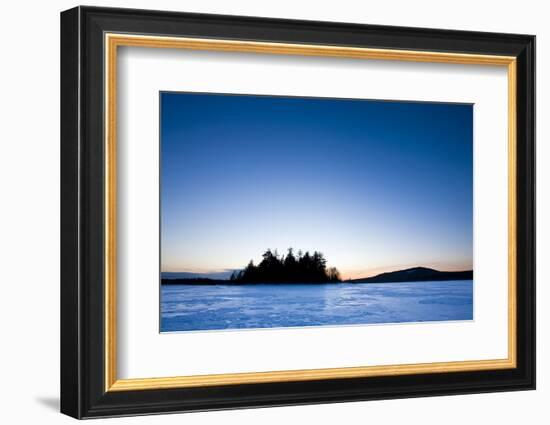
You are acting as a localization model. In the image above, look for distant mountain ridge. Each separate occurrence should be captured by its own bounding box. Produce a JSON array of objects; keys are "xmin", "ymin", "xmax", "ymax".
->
[
  {"xmin": 161, "ymin": 270, "xmax": 237, "ymax": 280},
  {"xmin": 351, "ymin": 267, "xmax": 473, "ymax": 283}
]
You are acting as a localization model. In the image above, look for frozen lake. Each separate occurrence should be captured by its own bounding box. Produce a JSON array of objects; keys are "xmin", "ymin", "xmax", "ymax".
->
[{"xmin": 160, "ymin": 280, "xmax": 473, "ymax": 332}]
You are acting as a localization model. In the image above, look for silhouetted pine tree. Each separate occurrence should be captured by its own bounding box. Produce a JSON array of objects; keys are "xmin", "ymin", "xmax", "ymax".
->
[{"xmin": 233, "ymin": 248, "xmax": 341, "ymax": 283}]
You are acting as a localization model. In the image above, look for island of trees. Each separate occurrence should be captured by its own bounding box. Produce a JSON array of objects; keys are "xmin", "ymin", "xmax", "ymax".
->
[{"xmin": 230, "ymin": 248, "xmax": 341, "ymax": 283}]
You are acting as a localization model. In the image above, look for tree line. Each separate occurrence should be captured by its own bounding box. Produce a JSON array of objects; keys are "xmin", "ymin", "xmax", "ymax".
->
[{"xmin": 230, "ymin": 248, "xmax": 341, "ymax": 283}]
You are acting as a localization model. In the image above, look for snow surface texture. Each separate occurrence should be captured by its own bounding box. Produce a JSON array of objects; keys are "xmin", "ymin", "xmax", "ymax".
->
[{"xmin": 160, "ymin": 280, "xmax": 473, "ymax": 332}]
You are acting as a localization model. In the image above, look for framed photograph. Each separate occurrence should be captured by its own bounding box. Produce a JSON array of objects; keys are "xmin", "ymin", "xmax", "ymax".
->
[{"xmin": 60, "ymin": 6, "xmax": 535, "ymax": 419}]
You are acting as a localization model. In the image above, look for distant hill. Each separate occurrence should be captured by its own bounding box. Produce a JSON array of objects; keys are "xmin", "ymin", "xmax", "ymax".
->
[
  {"xmin": 161, "ymin": 270, "xmax": 237, "ymax": 280},
  {"xmin": 351, "ymin": 267, "xmax": 473, "ymax": 283},
  {"xmin": 162, "ymin": 277, "xmax": 229, "ymax": 285}
]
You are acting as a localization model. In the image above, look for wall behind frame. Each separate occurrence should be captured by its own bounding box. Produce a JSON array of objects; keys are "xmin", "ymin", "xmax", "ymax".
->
[{"xmin": 0, "ymin": 1, "xmax": 543, "ymax": 425}]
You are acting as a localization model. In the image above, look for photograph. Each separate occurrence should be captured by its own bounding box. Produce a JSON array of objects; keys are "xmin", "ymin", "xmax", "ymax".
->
[{"xmin": 160, "ymin": 92, "xmax": 474, "ymax": 332}]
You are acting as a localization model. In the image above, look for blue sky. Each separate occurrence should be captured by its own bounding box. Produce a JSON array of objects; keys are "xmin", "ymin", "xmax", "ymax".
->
[{"xmin": 160, "ymin": 92, "xmax": 473, "ymax": 279}]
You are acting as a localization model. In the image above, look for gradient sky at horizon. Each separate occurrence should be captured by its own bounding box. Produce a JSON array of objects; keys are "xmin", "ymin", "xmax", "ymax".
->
[{"xmin": 160, "ymin": 92, "xmax": 473, "ymax": 280}]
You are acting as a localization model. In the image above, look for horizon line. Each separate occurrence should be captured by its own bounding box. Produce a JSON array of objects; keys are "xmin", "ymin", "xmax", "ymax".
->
[{"xmin": 161, "ymin": 264, "xmax": 474, "ymax": 281}]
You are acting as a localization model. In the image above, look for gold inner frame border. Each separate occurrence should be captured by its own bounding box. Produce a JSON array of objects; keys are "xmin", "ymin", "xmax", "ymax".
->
[{"xmin": 104, "ymin": 33, "xmax": 517, "ymax": 392}]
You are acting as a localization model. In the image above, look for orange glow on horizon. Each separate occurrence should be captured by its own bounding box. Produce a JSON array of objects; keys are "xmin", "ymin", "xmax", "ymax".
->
[{"xmin": 163, "ymin": 260, "xmax": 474, "ymax": 281}]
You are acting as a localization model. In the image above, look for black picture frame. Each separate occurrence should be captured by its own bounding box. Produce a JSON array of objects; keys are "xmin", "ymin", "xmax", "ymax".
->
[{"xmin": 61, "ymin": 5, "xmax": 535, "ymax": 419}]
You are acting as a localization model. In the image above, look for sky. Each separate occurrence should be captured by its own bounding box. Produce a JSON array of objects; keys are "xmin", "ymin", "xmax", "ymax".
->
[{"xmin": 160, "ymin": 92, "xmax": 473, "ymax": 280}]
